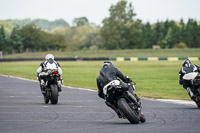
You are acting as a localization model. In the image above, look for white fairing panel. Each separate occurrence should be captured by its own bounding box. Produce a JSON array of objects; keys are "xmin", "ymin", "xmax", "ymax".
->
[
  {"xmin": 46, "ymin": 62, "xmax": 57, "ymax": 70},
  {"xmin": 183, "ymin": 72, "xmax": 198, "ymax": 80},
  {"xmin": 103, "ymin": 80, "xmax": 120, "ymax": 95}
]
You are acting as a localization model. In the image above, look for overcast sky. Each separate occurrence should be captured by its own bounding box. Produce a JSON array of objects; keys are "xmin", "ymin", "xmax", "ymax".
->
[{"xmin": 0, "ymin": 0, "xmax": 199, "ymax": 25}]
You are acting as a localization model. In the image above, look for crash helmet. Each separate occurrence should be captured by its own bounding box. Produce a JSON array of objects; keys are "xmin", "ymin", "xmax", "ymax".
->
[
  {"xmin": 103, "ymin": 61, "xmax": 115, "ymax": 68},
  {"xmin": 45, "ymin": 54, "xmax": 54, "ymax": 60},
  {"xmin": 182, "ymin": 59, "xmax": 192, "ymax": 67}
]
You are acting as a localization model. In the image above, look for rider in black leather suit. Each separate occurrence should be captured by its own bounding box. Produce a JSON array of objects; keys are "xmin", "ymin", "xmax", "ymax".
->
[
  {"xmin": 96, "ymin": 61, "xmax": 139, "ymax": 117},
  {"xmin": 179, "ymin": 59, "xmax": 200, "ymax": 99}
]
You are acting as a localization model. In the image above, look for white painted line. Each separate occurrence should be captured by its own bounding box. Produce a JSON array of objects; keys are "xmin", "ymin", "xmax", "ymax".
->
[
  {"xmin": 0, "ymin": 74, "xmax": 97, "ymax": 92},
  {"xmin": 142, "ymin": 98, "xmax": 196, "ymax": 106},
  {"xmin": 65, "ymin": 86, "xmax": 97, "ymax": 92},
  {"xmin": 0, "ymin": 74, "xmax": 196, "ymax": 106},
  {"xmin": 157, "ymin": 99, "xmax": 196, "ymax": 106},
  {"xmin": 0, "ymin": 74, "xmax": 37, "ymax": 82}
]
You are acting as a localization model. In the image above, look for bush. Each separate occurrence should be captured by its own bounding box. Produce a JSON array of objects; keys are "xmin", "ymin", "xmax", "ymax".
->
[{"xmin": 173, "ymin": 42, "xmax": 188, "ymax": 48}]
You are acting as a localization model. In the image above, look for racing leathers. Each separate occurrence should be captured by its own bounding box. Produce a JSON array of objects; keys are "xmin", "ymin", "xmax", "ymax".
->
[
  {"xmin": 36, "ymin": 58, "xmax": 63, "ymax": 93},
  {"xmin": 96, "ymin": 65, "xmax": 138, "ymax": 118},
  {"xmin": 96, "ymin": 66, "xmax": 135, "ymax": 99},
  {"xmin": 179, "ymin": 64, "xmax": 200, "ymax": 98}
]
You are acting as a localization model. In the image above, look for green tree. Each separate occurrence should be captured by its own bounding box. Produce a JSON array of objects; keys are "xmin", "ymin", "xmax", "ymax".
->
[
  {"xmin": 73, "ymin": 17, "xmax": 89, "ymax": 27},
  {"xmin": 0, "ymin": 26, "xmax": 8, "ymax": 52},
  {"xmin": 8, "ymin": 26, "xmax": 23, "ymax": 53},
  {"xmin": 183, "ymin": 19, "xmax": 200, "ymax": 48},
  {"xmin": 65, "ymin": 25, "xmax": 94, "ymax": 50},
  {"xmin": 81, "ymin": 28, "xmax": 103, "ymax": 50},
  {"xmin": 20, "ymin": 24, "xmax": 44, "ymax": 51},
  {"xmin": 152, "ymin": 22, "xmax": 165, "ymax": 47},
  {"xmin": 0, "ymin": 26, "xmax": 6, "ymax": 51},
  {"xmin": 161, "ymin": 21, "xmax": 181, "ymax": 48},
  {"xmin": 101, "ymin": 0, "xmax": 142, "ymax": 49},
  {"xmin": 141, "ymin": 22, "xmax": 154, "ymax": 48},
  {"xmin": 47, "ymin": 33, "xmax": 67, "ymax": 50}
]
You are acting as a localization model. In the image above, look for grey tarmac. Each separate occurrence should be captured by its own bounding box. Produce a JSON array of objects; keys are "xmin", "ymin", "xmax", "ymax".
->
[{"xmin": 0, "ymin": 75, "xmax": 200, "ymax": 133}]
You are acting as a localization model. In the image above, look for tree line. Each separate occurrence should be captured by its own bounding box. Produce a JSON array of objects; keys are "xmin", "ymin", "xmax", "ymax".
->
[{"xmin": 0, "ymin": 0, "xmax": 200, "ymax": 54}]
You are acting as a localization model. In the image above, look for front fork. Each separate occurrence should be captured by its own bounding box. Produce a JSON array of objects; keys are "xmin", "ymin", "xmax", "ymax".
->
[
  {"xmin": 125, "ymin": 91, "xmax": 142, "ymax": 116},
  {"xmin": 125, "ymin": 91, "xmax": 140, "ymax": 107}
]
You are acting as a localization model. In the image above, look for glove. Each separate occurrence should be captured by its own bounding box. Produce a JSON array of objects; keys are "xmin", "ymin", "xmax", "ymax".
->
[
  {"xmin": 127, "ymin": 78, "xmax": 132, "ymax": 83},
  {"xmin": 125, "ymin": 76, "xmax": 132, "ymax": 83}
]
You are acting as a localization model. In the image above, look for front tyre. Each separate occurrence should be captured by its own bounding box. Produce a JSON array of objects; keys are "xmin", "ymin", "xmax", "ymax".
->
[
  {"xmin": 50, "ymin": 84, "xmax": 58, "ymax": 104},
  {"xmin": 117, "ymin": 98, "xmax": 140, "ymax": 124},
  {"xmin": 195, "ymin": 100, "xmax": 200, "ymax": 108}
]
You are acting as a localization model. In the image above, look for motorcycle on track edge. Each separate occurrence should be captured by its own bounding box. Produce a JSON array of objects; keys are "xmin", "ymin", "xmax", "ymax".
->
[
  {"xmin": 183, "ymin": 72, "xmax": 200, "ymax": 108},
  {"xmin": 39, "ymin": 69, "xmax": 60, "ymax": 105},
  {"xmin": 103, "ymin": 80, "xmax": 146, "ymax": 124}
]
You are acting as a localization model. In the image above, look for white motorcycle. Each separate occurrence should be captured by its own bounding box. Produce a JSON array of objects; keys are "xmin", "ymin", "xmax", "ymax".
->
[{"xmin": 103, "ymin": 80, "xmax": 146, "ymax": 124}]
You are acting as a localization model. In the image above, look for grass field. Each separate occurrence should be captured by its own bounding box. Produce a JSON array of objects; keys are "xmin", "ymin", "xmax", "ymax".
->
[
  {"xmin": 1, "ymin": 61, "xmax": 200, "ymax": 100},
  {"xmin": 3, "ymin": 48, "xmax": 200, "ymax": 58}
]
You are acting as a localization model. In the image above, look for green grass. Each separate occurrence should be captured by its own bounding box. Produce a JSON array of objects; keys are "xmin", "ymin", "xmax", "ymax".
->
[
  {"xmin": 1, "ymin": 61, "xmax": 200, "ymax": 100},
  {"xmin": 3, "ymin": 48, "xmax": 200, "ymax": 58}
]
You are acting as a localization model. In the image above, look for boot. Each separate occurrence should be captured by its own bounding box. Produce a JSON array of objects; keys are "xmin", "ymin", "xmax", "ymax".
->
[
  {"xmin": 57, "ymin": 80, "xmax": 62, "ymax": 92},
  {"xmin": 40, "ymin": 79, "xmax": 45, "ymax": 86},
  {"xmin": 40, "ymin": 79, "xmax": 46, "ymax": 94}
]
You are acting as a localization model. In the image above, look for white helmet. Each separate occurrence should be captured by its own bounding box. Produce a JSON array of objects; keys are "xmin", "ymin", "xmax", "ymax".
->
[{"xmin": 45, "ymin": 54, "xmax": 54, "ymax": 60}]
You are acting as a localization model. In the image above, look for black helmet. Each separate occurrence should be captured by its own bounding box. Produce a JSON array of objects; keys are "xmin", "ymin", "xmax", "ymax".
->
[
  {"xmin": 182, "ymin": 59, "xmax": 192, "ymax": 67},
  {"xmin": 103, "ymin": 61, "xmax": 115, "ymax": 68}
]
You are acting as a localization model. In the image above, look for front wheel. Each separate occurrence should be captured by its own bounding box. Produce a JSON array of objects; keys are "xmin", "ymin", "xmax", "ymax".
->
[
  {"xmin": 117, "ymin": 98, "xmax": 140, "ymax": 124},
  {"xmin": 194, "ymin": 99, "xmax": 200, "ymax": 108},
  {"xmin": 196, "ymin": 89, "xmax": 200, "ymax": 108},
  {"xmin": 50, "ymin": 84, "xmax": 58, "ymax": 104}
]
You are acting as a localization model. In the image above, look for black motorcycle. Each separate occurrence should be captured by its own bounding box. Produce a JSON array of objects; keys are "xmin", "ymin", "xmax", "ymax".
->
[
  {"xmin": 183, "ymin": 72, "xmax": 200, "ymax": 108},
  {"xmin": 103, "ymin": 80, "xmax": 146, "ymax": 124},
  {"xmin": 40, "ymin": 69, "xmax": 60, "ymax": 104}
]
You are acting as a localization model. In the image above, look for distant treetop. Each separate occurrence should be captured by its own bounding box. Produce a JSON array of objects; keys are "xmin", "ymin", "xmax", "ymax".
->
[{"xmin": 0, "ymin": 18, "xmax": 69, "ymax": 30}]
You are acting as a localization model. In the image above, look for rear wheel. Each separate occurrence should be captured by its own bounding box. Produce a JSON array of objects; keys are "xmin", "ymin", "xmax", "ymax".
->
[
  {"xmin": 50, "ymin": 84, "xmax": 58, "ymax": 104},
  {"xmin": 117, "ymin": 98, "xmax": 140, "ymax": 124}
]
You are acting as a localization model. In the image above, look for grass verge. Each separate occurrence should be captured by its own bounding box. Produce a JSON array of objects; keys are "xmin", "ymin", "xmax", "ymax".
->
[
  {"xmin": 3, "ymin": 48, "xmax": 200, "ymax": 58},
  {"xmin": 1, "ymin": 61, "xmax": 200, "ymax": 100}
]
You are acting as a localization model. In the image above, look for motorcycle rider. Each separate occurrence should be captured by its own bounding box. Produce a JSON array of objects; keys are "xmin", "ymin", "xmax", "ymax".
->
[
  {"xmin": 96, "ymin": 61, "xmax": 140, "ymax": 117},
  {"xmin": 179, "ymin": 59, "xmax": 200, "ymax": 99},
  {"xmin": 37, "ymin": 54, "xmax": 63, "ymax": 94}
]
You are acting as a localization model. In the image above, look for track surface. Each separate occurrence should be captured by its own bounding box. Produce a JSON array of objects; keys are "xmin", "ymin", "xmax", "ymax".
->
[{"xmin": 0, "ymin": 75, "xmax": 200, "ymax": 133}]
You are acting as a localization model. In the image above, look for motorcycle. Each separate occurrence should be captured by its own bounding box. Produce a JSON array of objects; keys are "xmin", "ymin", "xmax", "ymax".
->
[
  {"xmin": 103, "ymin": 80, "xmax": 146, "ymax": 124},
  {"xmin": 183, "ymin": 72, "xmax": 200, "ymax": 108},
  {"xmin": 39, "ymin": 69, "xmax": 60, "ymax": 104}
]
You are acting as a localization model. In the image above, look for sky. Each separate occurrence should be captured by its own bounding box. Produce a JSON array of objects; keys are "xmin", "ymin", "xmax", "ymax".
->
[{"xmin": 0, "ymin": 0, "xmax": 200, "ymax": 26}]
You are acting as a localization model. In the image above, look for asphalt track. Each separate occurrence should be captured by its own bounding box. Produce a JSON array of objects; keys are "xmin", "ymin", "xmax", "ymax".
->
[{"xmin": 0, "ymin": 75, "xmax": 200, "ymax": 133}]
